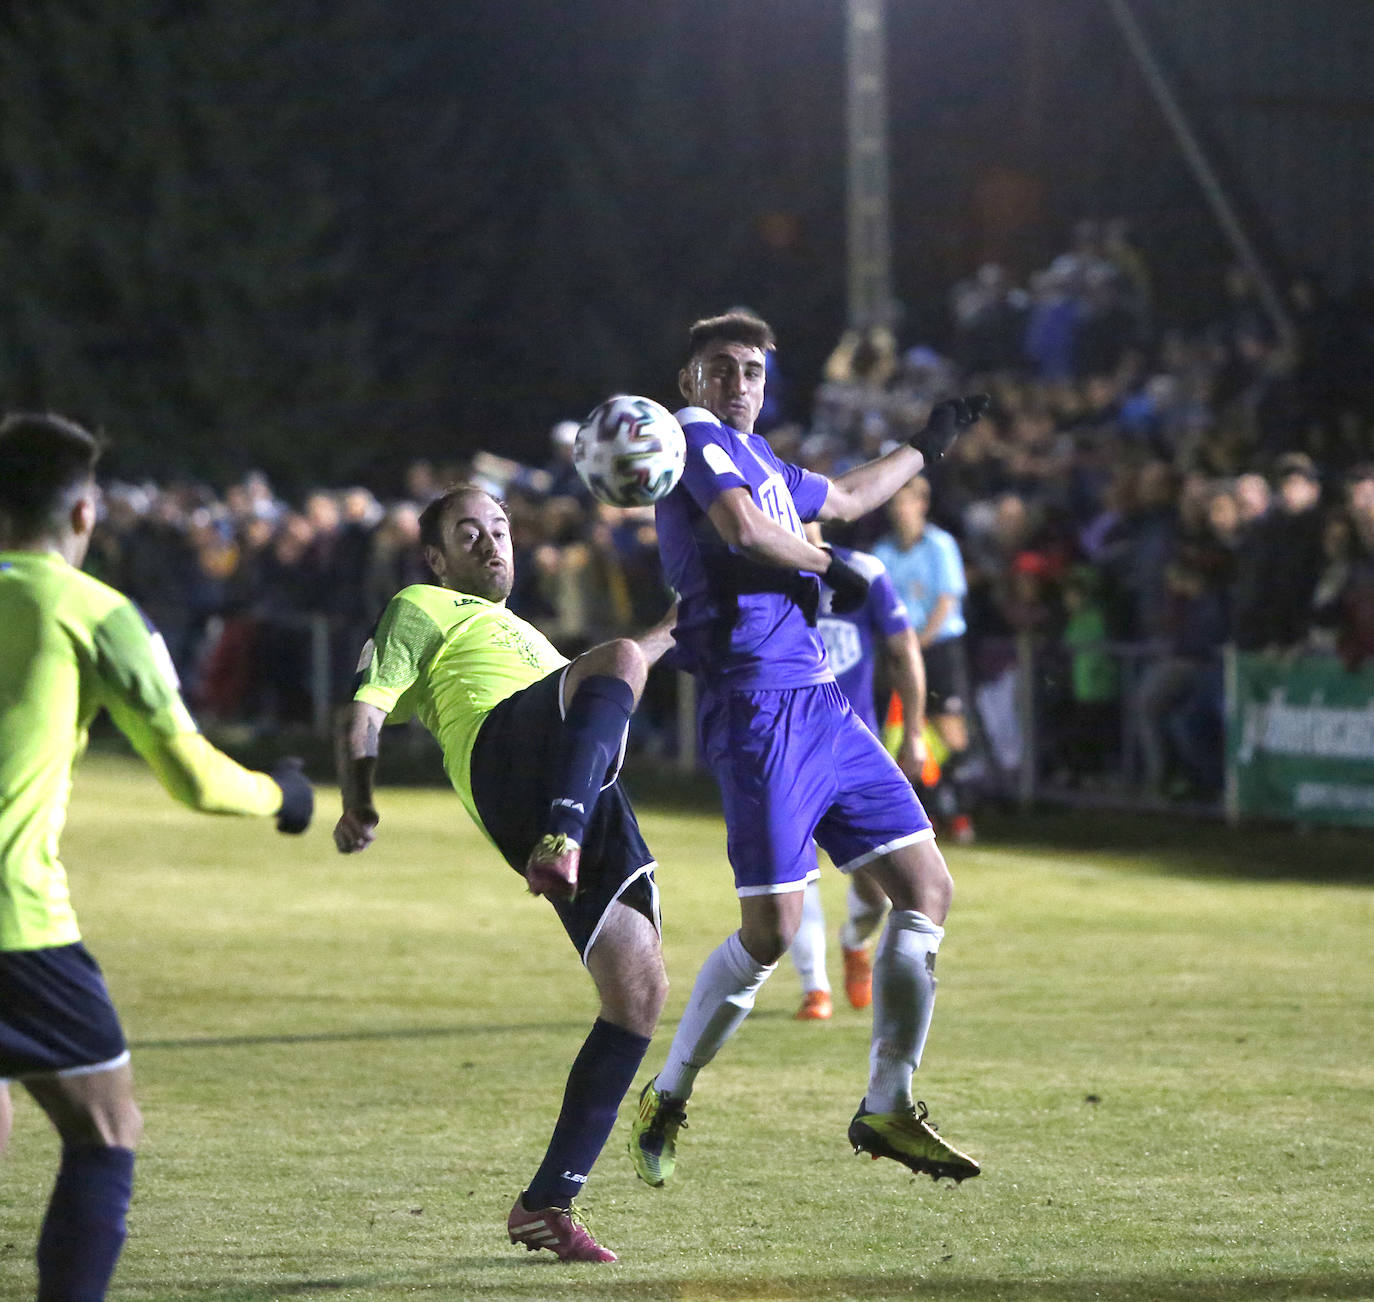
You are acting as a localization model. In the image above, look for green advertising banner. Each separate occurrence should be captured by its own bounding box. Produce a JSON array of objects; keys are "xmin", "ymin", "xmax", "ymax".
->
[{"xmin": 1227, "ymin": 651, "xmax": 1374, "ymax": 826}]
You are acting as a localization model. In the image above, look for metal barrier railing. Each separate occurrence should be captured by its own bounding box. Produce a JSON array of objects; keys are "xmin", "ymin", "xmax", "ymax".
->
[
  {"xmin": 187, "ymin": 614, "xmax": 1227, "ymax": 818},
  {"xmin": 983, "ymin": 632, "xmax": 1227, "ymax": 817}
]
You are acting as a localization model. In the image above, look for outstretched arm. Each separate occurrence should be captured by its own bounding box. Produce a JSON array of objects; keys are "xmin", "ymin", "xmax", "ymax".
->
[
  {"xmin": 98, "ymin": 600, "xmax": 311, "ymax": 832},
  {"xmin": 819, "ymin": 444, "xmax": 927, "ymax": 523},
  {"xmin": 334, "ymin": 700, "xmax": 387, "ymax": 853},
  {"xmin": 818, "ymin": 395, "xmax": 991, "ymax": 523}
]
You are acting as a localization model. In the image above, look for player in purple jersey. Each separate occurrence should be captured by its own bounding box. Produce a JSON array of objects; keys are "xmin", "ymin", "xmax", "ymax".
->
[
  {"xmin": 630, "ymin": 310, "xmax": 988, "ymax": 1188},
  {"xmin": 787, "ymin": 525, "xmax": 930, "ymax": 1020}
]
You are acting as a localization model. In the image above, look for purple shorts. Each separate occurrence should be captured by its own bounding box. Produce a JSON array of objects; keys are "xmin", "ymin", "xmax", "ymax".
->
[{"xmin": 701, "ymin": 681, "xmax": 934, "ymax": 896}]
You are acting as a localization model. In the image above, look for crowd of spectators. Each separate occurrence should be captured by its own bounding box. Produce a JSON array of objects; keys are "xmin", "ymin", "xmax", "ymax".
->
[
  {"xmin": 804, "ymin": 218, "xmax": 1374, "ymax": 799},
  {"xmin": 83, "ymin": 218, "xmax": 1374, "ymax": 805},
  {"xmin": 84, "ymin": 446, "xmax": 676, "ymax": 738}
]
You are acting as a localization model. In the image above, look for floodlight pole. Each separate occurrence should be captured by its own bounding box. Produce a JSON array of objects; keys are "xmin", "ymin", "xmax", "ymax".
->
[
  {"xmin": 1104, "ymin": 0, "xmax": 1297, "ymax": 350},
  {"xmin": 845, "ymin": 0, "xmax": 896, "ymax": 331}
]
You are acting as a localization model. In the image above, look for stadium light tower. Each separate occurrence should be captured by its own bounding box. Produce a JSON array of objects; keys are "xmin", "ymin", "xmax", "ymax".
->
[{"xmin": 845, "ymin": 0, "xmax": 896, "ymax": 331}]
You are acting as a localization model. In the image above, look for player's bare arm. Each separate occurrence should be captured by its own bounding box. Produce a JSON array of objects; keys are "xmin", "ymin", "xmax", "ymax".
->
[
  {"xmin": 884, "ymin": 626, "xmax": 929, "ymax": 783},
  {"xmin": 707, "ymin": 488, "xmax": 832, "ymax": 573},
  {"xmin": 334, "ymin": 701, "xmax": 385, "ymax": 853},
  {"xmin": 919, "ymin": 594, "xmax": 956, "ymax": 648},
  {"xmin": 819, "ymin": 394, "xmax": 991, "ymax": 523},
  {"xmin": 818, "ymin": 443, "xmax": 927, "ymax": 523},
  {"xmin": 634, "ymin": 600, "xmax": 680, "ymax": 668},
  {"xmin": 706, "ymin": 490, "xmax": 869, "ymax": 612}
]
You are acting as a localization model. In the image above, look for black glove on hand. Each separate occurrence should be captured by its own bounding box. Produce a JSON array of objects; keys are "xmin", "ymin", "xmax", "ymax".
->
[
  {"xmin": 270, "ymin": 757, "xmax": 314, "ymax": 835},
  {"xmin": 823, "ymin": 549, "xmax": 870, "ymax": 615},
  {"xmin": 909, "ymin": 393, "xmax": 991, "ymax": 462}
]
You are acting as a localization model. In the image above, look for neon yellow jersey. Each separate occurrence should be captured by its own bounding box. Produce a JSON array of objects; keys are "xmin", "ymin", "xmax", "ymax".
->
[
  {"xmin": 353, "ymin": 585, "xmax": 567, "ymax": 836},
  {"xmin": 0, "ymin": 550, "xmax": 283, "ymax": 951}
]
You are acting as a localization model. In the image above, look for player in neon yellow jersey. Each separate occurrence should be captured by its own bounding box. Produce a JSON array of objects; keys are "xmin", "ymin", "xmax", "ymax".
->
[
  {"xmin": 335, "ymin": 481, "xmax": 676, "ymax": 1264},
  {"xmin": 0, "ymin": 412, "xmax": 314, "ymax": 1302}
]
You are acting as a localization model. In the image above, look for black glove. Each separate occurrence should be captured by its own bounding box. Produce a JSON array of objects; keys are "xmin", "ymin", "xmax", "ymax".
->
[
  {"xmin": 270, "ymin": 757, "xmax": 314, "ymax": 835},
  {"xmin": 822, "ymin": 549, "xmax": 870, "ymax": 615},
  {"xmin": 909, "ymin": 393, "xmax": 991, "ymax": 461}
]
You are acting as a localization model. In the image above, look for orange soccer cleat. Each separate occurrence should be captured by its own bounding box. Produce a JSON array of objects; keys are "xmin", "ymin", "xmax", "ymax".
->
[
  {"xmin": 795, "ymin": 989, "xmax": 833, "ymax": 1020},
  {"xmin": 842, "ymin": 945, "xmax": 873, "ymax": 1010}
]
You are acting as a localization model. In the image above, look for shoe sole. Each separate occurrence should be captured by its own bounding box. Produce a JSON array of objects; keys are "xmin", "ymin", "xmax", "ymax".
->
[{"xmin": 848, "ymin": 1119, "xmax": 980, "ymax": 1183}]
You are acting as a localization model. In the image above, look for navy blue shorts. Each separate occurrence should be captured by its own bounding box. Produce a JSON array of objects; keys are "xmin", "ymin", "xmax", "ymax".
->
[
  {"xmin": 924, "ymin": 637, "xmax": 971, "ymax": 716},
  {"xmin": 701, "ymin": 681, "xmax": 934, "ymax": 895},
  {"xmin": 0, "ymin": 943, "xmax": 129, "ymax": 1081},
  {"xmin": 469, "ymin": 666, "xmax": 660, "ymax": 962}
]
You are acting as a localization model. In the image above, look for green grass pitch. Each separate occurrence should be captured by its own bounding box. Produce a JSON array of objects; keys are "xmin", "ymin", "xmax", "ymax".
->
[{"xmin": 2, "ymin": 754, "xmax": 1371, "ymax": 1301}]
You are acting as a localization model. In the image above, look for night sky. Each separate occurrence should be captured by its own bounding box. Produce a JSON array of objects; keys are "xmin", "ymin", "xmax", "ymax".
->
[{"xmin": 0, "ymin": 1, "xmax": 1301, "ymax": 487}]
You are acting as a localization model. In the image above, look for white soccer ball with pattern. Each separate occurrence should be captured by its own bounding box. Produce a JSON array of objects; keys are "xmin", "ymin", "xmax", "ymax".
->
[{"xmin": 573, "ymin": 395, "xmax": 686, "ymax": 508}]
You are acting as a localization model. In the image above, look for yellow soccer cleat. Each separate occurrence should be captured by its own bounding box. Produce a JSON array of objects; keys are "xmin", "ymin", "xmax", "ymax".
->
[
  {"xmin": 848, "ymin": 1100, "xmax": 981, "ymax": 1183},
  {"xmin": 627, "ymin": 1079, "xmax": 688, "ymax": 1188}
]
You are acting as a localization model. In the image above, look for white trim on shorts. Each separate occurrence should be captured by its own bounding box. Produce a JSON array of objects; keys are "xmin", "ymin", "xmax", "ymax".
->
[
  {"xmin": 556, "ymin": 662, "xmax": 629, "ymax": 790},
  {"xmin": 1, "ymin": 1048, "xmax": 131, "ymax": 1087},
  {"xmin": 834, "ymin": 827, "xmax": 936, "ymax": 875},
  {"xmin": 736, "ymin": 865, "xmax": 823, "ymax": 899},
  {"xmin": 581, "ymin": 861, "xmax": 660, "ymax": 967}
]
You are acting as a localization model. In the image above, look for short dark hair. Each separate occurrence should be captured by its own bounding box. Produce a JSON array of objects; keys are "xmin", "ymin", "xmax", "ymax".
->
[
  {"xmin": 0, "ymin": 412, "xmax": 102, "ymax": 541},
  {"xmin": 685, "ymin": 310, "xmax": 776, "ymax": 362},
  {"xmin": 417, "ymin": 482, "xmax": 507, "ymax": 554}
]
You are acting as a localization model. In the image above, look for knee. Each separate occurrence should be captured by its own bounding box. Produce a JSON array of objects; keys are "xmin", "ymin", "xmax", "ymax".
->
[
  {"xmin": 599, "ymin": 957, "xmax": 668, "ymax": 1038},
  {"xmin": 116, "ymin": 1100, "xmax": 144, "ymax": 1150},
  {"xmin": 929, "ymin": 866, "xmax": 955, "ymax": 919},
  {"xmin": 58, "ymin": 1097, "xmax": 143, "ymax": 1150},
  {"xmin": 882, "ymin": 848, "xmax": 954, "ymax": 923},
  {"xmin": 738, "ymin": 922, "xmax": 790, "ymax": 967},
  {"xmin": 635, "ymin": 958, "xmax": 669, "ymax": 1024},
  {"xmin": 607, "ymin": 638, "xmax": 648, "ymax": 692},
  {"xmin": 95, "ymin": 1096, "xmax": 143, "ymax": 1150}
]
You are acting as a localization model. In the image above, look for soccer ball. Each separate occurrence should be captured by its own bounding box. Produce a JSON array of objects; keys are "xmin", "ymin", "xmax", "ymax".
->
[{"xmin": 573, "ymin": 395, "xmax": 686, "ymax": 508}]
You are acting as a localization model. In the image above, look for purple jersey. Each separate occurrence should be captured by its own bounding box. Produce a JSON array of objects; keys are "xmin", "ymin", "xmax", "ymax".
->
[
  {"xmin": 815, "ymin": 546, "xmax": 912, "ymax": 734},
  {"xmin": 655, "ymin": 407, "xmax": 833, "ymax": 690}
]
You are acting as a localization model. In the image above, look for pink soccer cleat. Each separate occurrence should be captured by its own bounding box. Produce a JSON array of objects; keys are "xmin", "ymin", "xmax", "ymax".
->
[
  {"xmin": 525, "ymin": 833, "xmax": 580, "ymax": 900},
  {"xmin": 507, "ymin": 1197, "xmax": 617, "ymax": 1263}
]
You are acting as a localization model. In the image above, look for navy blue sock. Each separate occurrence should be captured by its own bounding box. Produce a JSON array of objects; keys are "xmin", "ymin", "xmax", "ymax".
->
[
  {"xmin": 524, "ymin": 1018, "xmax": 651, "ymax": 1209},
  {"xmin": 546, "ymin": 676, "xmax": 635, "ymax": 842},
  {"xmin": 37, "ymin": 1143, "xmax": 135, "ymax": 1302}
]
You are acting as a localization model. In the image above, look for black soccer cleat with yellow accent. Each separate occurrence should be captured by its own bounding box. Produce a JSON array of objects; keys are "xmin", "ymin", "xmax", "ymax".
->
[{"xmin": 848, "ymin": 1099, "xmax": 981, "ymax": 1183}]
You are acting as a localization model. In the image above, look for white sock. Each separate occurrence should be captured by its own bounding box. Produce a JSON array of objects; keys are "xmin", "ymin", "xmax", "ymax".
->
[
  {"xmin": 788, "ymin": 879, "xmax": 830, "ymax": 993},
  {"xmin": 866, "ymin": 910, "xmax": 944, "ymax": 1113},
  {"xmin": 840, "ymin": 880, "xmax": 888, "ymax": 952},
  {"xmin": 655, "ymin": 931, "xmax": 776, "ymax": 1101}
]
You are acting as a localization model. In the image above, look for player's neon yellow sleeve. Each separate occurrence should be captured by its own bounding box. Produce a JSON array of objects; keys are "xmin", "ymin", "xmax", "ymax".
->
[
  {"xmin": 353, "ymin": 589, "xmax": 446, "ymax": 722},
  {"xmin": 134, "ymin": 730, "xmax": 282, "ymax": 817},
  {"xmin": 96, "ymin": 602, "xmax": 282, "ymax": 818}
]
